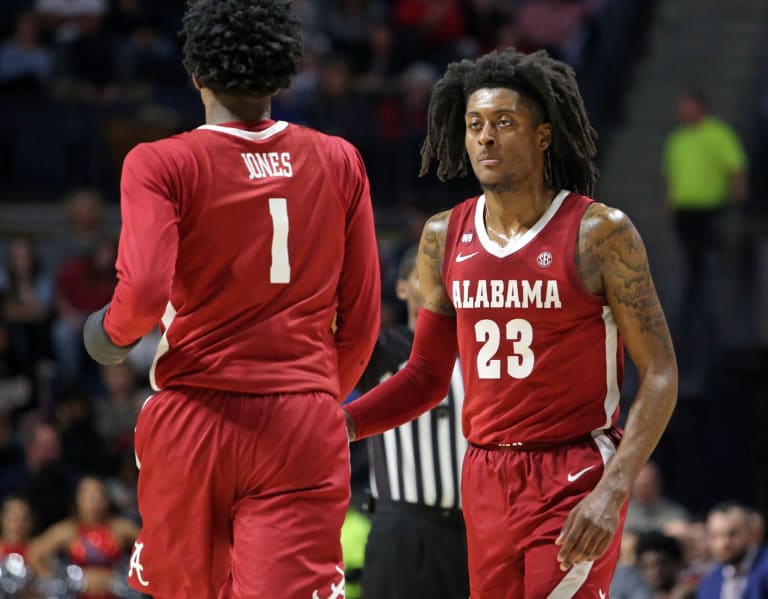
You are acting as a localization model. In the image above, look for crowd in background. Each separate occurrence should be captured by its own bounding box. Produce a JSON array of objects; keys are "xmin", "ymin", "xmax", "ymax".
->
[
  {"xmin": 0, "ymin": 0, "xmax": 765, "ymax": 597},
  {"xmin": 610, "ymin": 464, "xmax": 768, "ymax": 598},
  {"xmin": 0, "ymin": 0, "xmax": 653, "ymax": 209}
]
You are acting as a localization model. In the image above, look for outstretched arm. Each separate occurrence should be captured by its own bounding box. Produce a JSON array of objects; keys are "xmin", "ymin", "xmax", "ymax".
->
[
  {"xmin": 556, "ymin": 203, "xmax": 678, "ymax": 570},
  {"xmin": 344, "ymin": 210, "xmax": 457, "ymax": 440}
]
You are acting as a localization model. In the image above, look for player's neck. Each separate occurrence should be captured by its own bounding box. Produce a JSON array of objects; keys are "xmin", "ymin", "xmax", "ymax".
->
[
  {"xmin": 483, "ymin": 184, "xmax": 557, "ymax": 238},
  {"xmin": 203, "ymin": 91, "xmax": 272, "ymax": 125}
]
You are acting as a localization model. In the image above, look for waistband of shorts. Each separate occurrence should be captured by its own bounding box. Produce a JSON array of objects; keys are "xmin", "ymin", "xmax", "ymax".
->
[
  {"xmin": 470, "ymin": 428, "xmax": 619, "ymax": 452},
  {"xmin": 373, "ymin": 498, "xmax": 464, "ymax": 524}
]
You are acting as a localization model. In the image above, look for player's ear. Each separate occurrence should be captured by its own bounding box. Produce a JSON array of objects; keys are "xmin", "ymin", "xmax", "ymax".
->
[
  {"xmin": 192, "ymin": 76, "xmax": 203, "ymax": 90},
  {"xmin": 537, "ymin": 122, "xmax": 552, "ymax": 152}
]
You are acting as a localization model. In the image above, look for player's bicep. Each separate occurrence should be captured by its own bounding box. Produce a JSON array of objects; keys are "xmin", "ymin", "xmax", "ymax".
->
[
  {"xmin": 597, "ymin": 210, "xmax": 675, "ymax": 374},
  {"xmin": 117, "ymin": 145, "xmax": 180, "ymax": 294},
  {"xmin": 417, "ymin": 210, "xmax": 454, "ymax": 316}
]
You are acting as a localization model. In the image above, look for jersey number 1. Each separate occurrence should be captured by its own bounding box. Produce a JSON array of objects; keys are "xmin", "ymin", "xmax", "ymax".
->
[{"xmin": 269, "ymin": 198, "xmax": 290, "ymax": 284}]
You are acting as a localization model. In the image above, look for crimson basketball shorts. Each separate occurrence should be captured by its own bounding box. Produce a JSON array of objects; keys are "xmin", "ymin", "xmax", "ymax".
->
[
  {"xmin": 128, "ymin": 387, "xmax": 350, "ymax": 599},
  {"xmin": 462, "ymin": 429, "xmax": 627, "ymax": 599}
]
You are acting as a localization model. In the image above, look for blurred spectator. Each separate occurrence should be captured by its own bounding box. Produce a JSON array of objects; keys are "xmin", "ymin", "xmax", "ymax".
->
[
  {"xmin": 697, "ymin": 502, "xmax": 768, "ymax": 599},
  {"xmin": 94, "ymin": 363, "xmax": 148, "ymax": 454},
  {"xmin": 626, "ymin": 461, "xmax": 690, "ymax": 534},
  {"xmin": 52, "ymin": 237, "xmax": 117, "ymax": 384},
  {"xmin": 612, "ymin": 556, "xmax": 655, "ymax": 599},
  {"xmin": 27, "ymin": 476, "xmax": 139, "ymax": 599},
  {"xmin": 0, "ymin": 235, "xmax": 54, "ymax": 366},
  {"xmin": 49, "ymin": 189, "xmax": 109, "ymax": 266},
  {"xmin": 635, "ymin": 530, "xmax": 697, "ymax": 599},
  {"xmin": 0, "ymin": 11, "xmax": 54, "ymax": 93},
  {"xmin": 662, "ymin": 88, "xmax": 748, "ymax": 393},
  {"xmin": 0, "ymin": 420, "xmax": 75, "ymax": 533},
  {"xmin": 55, "ymin": 385, "xmax": 110, "ymax": 476},
  {"xmin": 664, "ymin": 518, "xmax": 713, "ymax": 585},
  {"xmin": 0, "ymin": 496, "xmax": 34, "ymax": 560}
]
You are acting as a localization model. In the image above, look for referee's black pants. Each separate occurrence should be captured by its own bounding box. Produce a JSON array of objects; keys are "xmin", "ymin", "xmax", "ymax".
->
[{"xmin": 361, "ymin": 501, "xmax": 469, "ymax": 599}]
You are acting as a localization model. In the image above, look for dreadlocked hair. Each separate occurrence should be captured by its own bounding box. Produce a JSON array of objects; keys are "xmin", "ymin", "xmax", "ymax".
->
[
  {"xmin": 419, "ymin": 48, "xmax": 599, "ymax": 196},
  {"xmin": 182, "ymin": 0, "xmax": 303, "ymax": 96}
]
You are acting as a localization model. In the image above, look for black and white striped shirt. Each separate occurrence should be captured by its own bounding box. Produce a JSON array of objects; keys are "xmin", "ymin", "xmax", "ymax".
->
[{"xmin": 356, "ymin": 326, "xmax": 467, "ymax": 510}]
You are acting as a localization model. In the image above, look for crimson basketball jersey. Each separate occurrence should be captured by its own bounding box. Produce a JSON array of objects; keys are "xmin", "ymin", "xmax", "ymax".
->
[
  {"xmin": 104, "ymin": 120, "xmax": 380, "ymax": 398},
  {"xmin": 443, "ymin": 190, "xmax": 623, "ymax": 446}
]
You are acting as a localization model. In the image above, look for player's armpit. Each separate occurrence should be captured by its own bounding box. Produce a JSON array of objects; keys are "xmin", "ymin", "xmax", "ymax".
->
[
  {"xmin": 83, "ymin": 304, "xmax": 140, "ymax": 365},
  {"xmin": 418, "ymin": 210, "xmax": 455, "ymax": 316}
]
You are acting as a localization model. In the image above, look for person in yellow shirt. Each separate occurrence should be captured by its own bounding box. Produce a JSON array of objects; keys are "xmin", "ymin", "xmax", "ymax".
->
[{"xmin": 662, "ymin": 88, "xmax": 747, "ymax": 392}]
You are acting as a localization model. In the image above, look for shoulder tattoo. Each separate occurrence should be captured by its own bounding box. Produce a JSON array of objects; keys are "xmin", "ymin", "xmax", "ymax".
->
[
  {"xmin": 419, "ymin": 210, "xmax": 454, "ymax": 316},
  {"xmin": 581, "ymin": 204, "xmax": 674, "ymax": 358}
]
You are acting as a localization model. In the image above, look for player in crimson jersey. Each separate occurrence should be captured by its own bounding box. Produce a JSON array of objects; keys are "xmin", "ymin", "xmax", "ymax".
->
[
  {"xmin": 344, "ymin": 48, "xmax": 678, "ymax": 598},
  {"xmin": 82, "ymin": 0, "xmax": 381, "ymax": 596}
]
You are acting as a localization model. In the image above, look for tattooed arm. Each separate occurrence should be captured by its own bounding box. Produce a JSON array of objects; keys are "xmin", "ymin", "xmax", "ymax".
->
[
  {"xmin": 557, "ymin": 203, "xmax": 678, "ymax": 571},
  {"xmin": 418, "ymin": 209, "xmax": 455, "ymax": 316}
]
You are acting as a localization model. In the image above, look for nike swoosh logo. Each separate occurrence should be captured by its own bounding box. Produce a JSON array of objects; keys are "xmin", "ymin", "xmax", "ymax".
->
[
  {"xmin": 456, "ymin": 251, "xmax": 479, "ymax": 263},
  {"xmin": 567, "ymin": 465, "xmax": 596, "ymax": 483}
]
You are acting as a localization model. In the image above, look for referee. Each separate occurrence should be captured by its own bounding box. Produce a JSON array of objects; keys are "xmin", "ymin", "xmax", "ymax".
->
[{"xmin": 355, "ymin": 246, "xmax": 469, "ymax": 599}]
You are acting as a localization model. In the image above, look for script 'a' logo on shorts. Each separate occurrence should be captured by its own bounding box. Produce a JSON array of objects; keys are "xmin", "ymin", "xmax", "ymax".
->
[
  {"xmin": 311, "ymin": 565, "xmax": 345, "ymax": 599},
  {"xmin": 128, "ymin": 541, "xmax": 150, "ymax": 587}
]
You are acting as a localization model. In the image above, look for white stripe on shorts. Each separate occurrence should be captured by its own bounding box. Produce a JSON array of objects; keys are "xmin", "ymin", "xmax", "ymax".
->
[{"xmin": 546, "ymin": 561, "xmax": 594, "ymax": 599}]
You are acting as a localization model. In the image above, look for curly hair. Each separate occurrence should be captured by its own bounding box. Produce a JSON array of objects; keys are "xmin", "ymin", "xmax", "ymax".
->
[
  {"xmin": 419, "ymin": 49, "xmax": 599, "ymax": 196},
  {"xmin": 182, "ymin": 0, "xmax": 303, "ymax": 96}
]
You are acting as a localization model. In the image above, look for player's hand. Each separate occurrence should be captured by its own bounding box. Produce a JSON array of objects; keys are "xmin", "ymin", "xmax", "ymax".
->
[{"xmin": 554, "ymin": 487, "xmax": 624, "ymax": 571}]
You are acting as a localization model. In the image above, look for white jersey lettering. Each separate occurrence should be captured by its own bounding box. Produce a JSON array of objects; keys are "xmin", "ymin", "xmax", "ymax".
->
[
  {"xmin": 453, "ymin": 279, "xmax": 562, "ymax": 310},
  {"xmin": 241, "ymin": 152, "xmax": 294, "ymax": 179}
]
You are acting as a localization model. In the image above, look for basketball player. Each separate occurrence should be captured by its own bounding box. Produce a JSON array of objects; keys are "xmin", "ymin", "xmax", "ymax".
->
[
  {"xmin": 83, "ymin": 0, "xmax": 381, "ymax": 596},
  {"xmin": 344, "ymin": 48, "xmax": 678, "ymax": 599}
]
